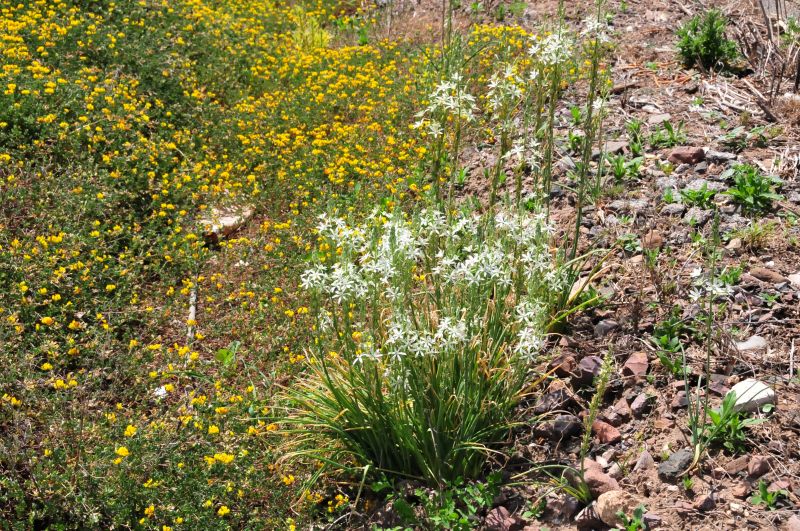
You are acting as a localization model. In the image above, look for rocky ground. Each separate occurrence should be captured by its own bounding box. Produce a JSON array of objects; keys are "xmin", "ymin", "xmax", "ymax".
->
[{"xmin": 375, "ymin": 0, "xmax": 800, "ymax": 529}]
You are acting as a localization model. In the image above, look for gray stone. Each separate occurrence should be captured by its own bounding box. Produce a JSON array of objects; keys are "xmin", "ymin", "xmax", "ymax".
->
[
  {"xmin": 706, "ymin": 149, "xmax": 737, "ymax": 163},
  {"xmin": 657, "ymin": 448, "xmax": 694, "ymax": 482},
  {"xmin": 788, "ymin": 272, "xmax": 800, "ymax": 288},
  {"xmin": 594, "ymin": 319, "xmax": 619, "ymax": 337},
  {"xmin": 630, "ymin": 393, "xmax": 655, "ymax": 417},
  {"xmin": 683, "ymin": 206, "xmax": 712, "ymax": 225},
  {"xmin": 634, "ymin": 450, "xmax": 655, "ymax": 471},
  {"xmin": 685, "ymin": 178, "xmax": 725, "ymax": 191},
  {"xmin": 747, "ymin": 455, "xmax": 770, "ymax": 478},
  {"xmin": 661, "ymin": 203, "xmax": 686, "ymax": 216},
  {"xmin": 576, "ymin": 356, "xmax": 604, "ymax": 385},
  {"xmin": 735, "ymin": 335, "xmax": 768, "ymax": 353},
  {"xmin": 656, "ymin": 176, "xmax": 678, "ymax": 191},
  {"xmin": 728, "ymin": 379, "xmax": 775, "ymax": 413}
]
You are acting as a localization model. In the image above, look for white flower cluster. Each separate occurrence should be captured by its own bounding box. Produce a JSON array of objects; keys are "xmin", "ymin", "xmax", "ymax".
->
[
  {"xmin": 303, "ymin": 209, "xmax": 566, "ymax": 364},
  {"xmin": 528, "ymin": 30, "xmax": 573, "ymax": 67},
  {"xmin": 414, "ymin": 73, "xmax": 477, "ymax": 136},
  {"xmin": 688, "ymin": 266, "xmax": 734, "ymax": 302}
]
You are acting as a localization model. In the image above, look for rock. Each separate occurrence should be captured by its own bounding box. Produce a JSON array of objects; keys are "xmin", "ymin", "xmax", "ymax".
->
[
  {"xmin": 768, "ymin": 479, "xmax": 790, "ymax": 493},
  {"xmin": 683, "ymin": 206, "xmax": 712, "ymax": 226},
  {"xmin": 604, "ymin": 397, "xmax": 632, "ymax": 427},
  {"xmin": 592, "ymin": 419, "xmax": 622, "ymax": 445},
  {"xmin": 685, "ymin": 178, "xmax": 725, "ymax": 191},
  {"xmin": 548, "ymin": 354, "xmax": 577, "ymax": 378},
  {"xmin": 749, "ymin": 267, "xmax": 788, "ymax": 284},
  {"xmin": 695, "ymin": 161, "xmax": 708, "ymax": 173},
  {"xmin": 596, "ymin": 490, "xmax": 642, "ymax": 528},
  {"xmin": 643, "ymin": 513, "xmax": 662, "ymax": 528},
  {"xmin": 630, "ymin": 393, "xmax": 655, "ymax": 418},
  {"xmin": 656, "ymin": 175, "xmax": 677, "ymax": 191},
  {"xmin": 726, "ymin": 238, "xmax": 743, "ymax": 252},
  {"xmin": 642, "ymin": 230, "xmax": 663, "ymax": 250},
  {"xmin": 661, "ymin": 203, "xmax": 686, "ymax": 216},
  {"xmin": 634, "ymin": 450, "xmax": 655, "ymax": 472},
  {"xmin": 658, "ymin": 448, "xmax": 694, "ymax": 482},
  {"xmin": 607, "ymin": 462, "xmax": 623, "ymax": 480},
  {"xmin": 574, "ymin": 503, "xmax": 604, "ymax": 530},
  {"xmin": 484, "ymin": 506, "xmax": 525, "ymax": 531},
  {"xmin": 728, "ymin": 379, "xmax": 775, "ymax": 413},
  {"xmin": 622, "ymin": 351, "xmax": 649, "ymax": 378},
  {"xmin": 536, "ymin": 414, "xmax": 582, "ymax": 440},
  {"xmin": 200, "ymin": 206, "xmax": 253, "ymax": 242},
  {"xmin": 583, "ymin": 460, "xmax": 620, "ymax": 496},
  {"xmin": 706, "ymin": 149, "xmax": 737, "ymax": 163},
  {"xmin": 576, "ymin": 356, "xmax": 604, "ymax": 385},
  {"xmin": 648, "ymin": 113, "xmax": 671, "ymax": 125},
  {"xmin": 533, "ymin": 388, "xmax": 575, "ymax": 415},
  {"xmin": 787, "ymin": 514, "xmax": 800, "ymax": 531},
  {"xmin": 693, "ymin": 492, "xmax": 716, "ymax": 512},
  {"xmin": 544, "ymin": 494, "xmax": 581, "ymax": 523},
  {"xmin": 671, "ymin": 391, "xmax": 688, "ymax": 409},
  {"xmin": 788, "ymin": 272, "xmax": 800, "ymax": 288},
  {"xmin": 668, "ymin": 146, "xmax": 705, "ymax": 164},
  {"xmin": 725, "ymin": 455, "xmax": 750, "ymax": 475},
  {"xmin": 747, "ymin": 455, "xmax": 770, "ymax": 478},
  {"xmin": 594, "ymin": 319, "xmax": 619, "ymax": 337},
  {"xmin": 731, "ymin": 482, "xmax": 750, "ymax": 498},
  {"xmin": 592, "ymin": 141, "xmax": 628, "ymax": 160},
  {"xmin": 735, "ymin": 335, "xmax": 768, "ymax": 353}
]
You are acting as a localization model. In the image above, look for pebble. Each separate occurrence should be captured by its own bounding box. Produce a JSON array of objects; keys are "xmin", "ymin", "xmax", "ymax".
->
[
  {"xmin": 694, "ymin": 492, "xmax": 716, "ymax": 512},
  {"xmin": 661, "ymin": 203, "xmax": 686, "ymax": 216},
  {"xmin": 749, "ymin": 266, "xmax": 788, "ymax": 284},
  {"xmin": 583, "ymin": 459, "xmax": 620, "ymax": 497},
  {"xmin": 576, "ymin": 356, "xmax": 604, "ymax": 385},
  {"xmin": 622, "ymin": 351, "xmax": 649, "ymax": 378},
  {"xmin": 724, "ymin": 455, "xmax": 749, "ymax": 475}
]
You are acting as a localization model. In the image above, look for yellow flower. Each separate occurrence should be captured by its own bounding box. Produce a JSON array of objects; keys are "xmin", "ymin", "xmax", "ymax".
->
[
  {"xmin": 144, "ymin": 504, "xmax": 155, "ymax": 517},
  {"xmin": 124, "ymin": 424, "xmax": 137, "ymax": 437},
  {"xmin": 105, "ymin": 284, "xmax": 116, "ymax": 292},
  {"xmin": 217, "ymin": 505, "xmax": 230, "ymax": 517},
  {"xmin": 41, "ymin": 362, "xmax": 53, "ymax": 371},
  {"xmin": 207, "ymin": 425, "xmax": 219, "ymax": 435},
  {"xmin": 41, "ymin": 317, "xmax": 54, "ymax": 326},
  {"xmin": 115, "ymin": 446, "xmax": 130, "ymax": 457}
]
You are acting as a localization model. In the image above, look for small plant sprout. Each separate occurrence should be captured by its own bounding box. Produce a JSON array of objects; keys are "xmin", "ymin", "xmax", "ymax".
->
[
  {"xmin": 749, "ymin": 480, "xmax": 787, "ymax": 510},
  {"xmin": 675, "ymin": 9, "xmax": 739, "ymax": 70}
]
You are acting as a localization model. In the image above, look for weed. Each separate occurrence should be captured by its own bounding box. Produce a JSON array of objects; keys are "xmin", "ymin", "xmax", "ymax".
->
[
  {"xmin": 615, "ymin": 504, "xmax": 647, "ymax": 531},
  {"xmin": 675, "ymin": 9, "xmax": 739, "ymax": 70},
  {"xmin": 681, "ymin": 184, "xmax": 717, "ymax": 209},
  {"xmin": 704, "ymin": 391, "xmax": 766, "ymax": 454},
  {"xmin": 723, "ymin": 164, "xmax": 783, "ymax": 214},
  {"xmin": 649, "ymin": 120, "xmax": 687, "ymax": 149},
  {"xmin": 749, "ymin": 480, "xmax": 787, "ymax": 510}
]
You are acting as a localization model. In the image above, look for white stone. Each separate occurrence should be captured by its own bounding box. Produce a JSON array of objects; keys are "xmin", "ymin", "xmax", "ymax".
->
[
  {"xmin": 788, "ymin": 272, "xmax": 800, "ymax": 288},
  {"xmin": 735, "ymin": 335, "xmax": 768, "ymax": 353},
  {"xmin": 728, "ymin": 379, "xmax": 775, "ymax": 413},
  {"xmin": 200, "ymin": 206, "xmax": 253, "ymax": 241}
]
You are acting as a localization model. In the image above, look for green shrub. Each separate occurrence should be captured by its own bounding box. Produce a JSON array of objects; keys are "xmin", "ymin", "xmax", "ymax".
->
[
  {"xmin": 676, "ymin": 9, "xmax": 739, "ymax": 70},
  {"xmin": 282, "ymin": 208, "xmax": 570, "ymax": 485}
]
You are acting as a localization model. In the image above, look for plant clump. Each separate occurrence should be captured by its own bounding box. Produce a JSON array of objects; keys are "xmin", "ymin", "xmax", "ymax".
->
[{"xmin": 676, "ymin": 9, "xmax": 740, "ymax": 71}]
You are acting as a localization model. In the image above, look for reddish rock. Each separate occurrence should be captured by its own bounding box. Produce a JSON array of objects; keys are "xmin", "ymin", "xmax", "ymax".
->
[
  {"xmin": 604, "ymin": 397, "xmax": 632, "ymax": 427},
  {"xmin": 731, "ymin": 482, "xmax": 750, "ymax": 499},
  {"xmin": 787, "ymin": 514, "xmax": 800, "ymax": 531},
  {"xmin": 747, "ymin": 455, "xmax": 770, "ymax": 478},
  {"xmin": 668, "ymin": 146, "xmax": 705, "ymax": 164},
  {"xmin": 592, "ymin": 419, "xmax": 622, "ymax": 445},
  {"xmin": 643, "ymin": 230, "xmax": 664, "ymax": 250},
  {"xmin": 724, "ymin": 455, "xmax": 749, "ymax": 475},
  {"xmin": 622, "ymin": 351, "xmax": 649, "ymax": 379},
  {"xmin": 484, "ymin": 506, "xmax": 525, "ymax": 531},
  {"xmin": 630, "ymin": 393, "xmax": 655, "ymax": 417},
  {"xmin": 549, "ymin": 354, "xmax": 577, "ymax": 378},
  {"xmin": 583, "ymin": 459, "xmax": 620, "ymax": 497},
  {"xmin": 749, "ymin": 267, "xmax": 788, "ymax": 284},
  {"xmin": 596, "ymin": 490, "xmax": 643, "ymax": 528},
  {"xmin": 693, "ymin": 492, "xmax": 716, "ymax": 512}
]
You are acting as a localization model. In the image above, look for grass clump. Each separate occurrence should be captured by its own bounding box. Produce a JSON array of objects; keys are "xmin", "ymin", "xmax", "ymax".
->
[
  {"xmin": 283, "ymin": 207, "xmax": 569, "ymax": 485},
  {"xmin": 676, "ymin": 9, "xmax": 739, "ymax": 71}
]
